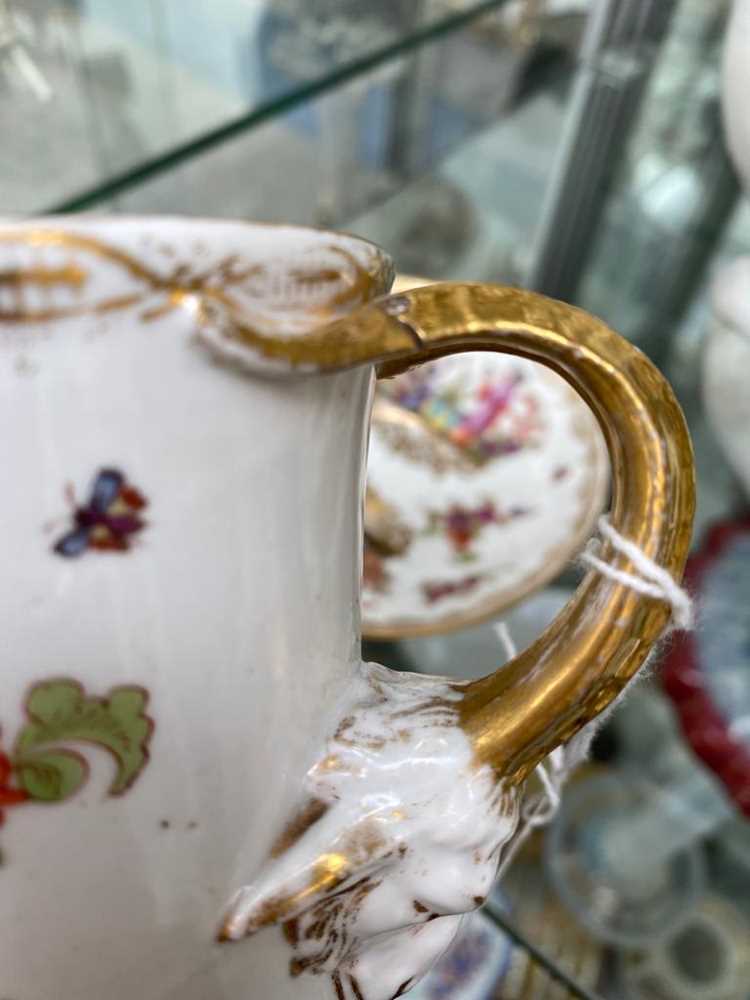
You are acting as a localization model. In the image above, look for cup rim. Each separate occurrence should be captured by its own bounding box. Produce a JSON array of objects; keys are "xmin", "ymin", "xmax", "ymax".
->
[
  {"xmin": 1, "ymin": 214, "xmax": 393, "ymax": 277},
  {"xmin": 0, "ymin": 215, "xmax": 395, "ymax": 347}
]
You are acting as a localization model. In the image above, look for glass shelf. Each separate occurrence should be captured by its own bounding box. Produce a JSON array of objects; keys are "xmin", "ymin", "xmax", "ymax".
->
[
  {"xmin": 1, "ymin": 0, "xmax": 526, "ymax": 214},
  {"xmin": 346, "ymin": 84, "xmax": 568, "ymax": 283},
  {"xmin": 6, "ymin": 1, "xmax": 750, "ymax": 997},
  {"xmin": 57, "ymin": 0, "xmax": 584, "ymax": 238}
]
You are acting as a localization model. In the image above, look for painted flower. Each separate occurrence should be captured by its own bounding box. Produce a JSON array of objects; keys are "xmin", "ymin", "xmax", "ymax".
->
[
  {"xmin": 422, "ymin": 574, "xmax": 485, "ymax": 605},
  {"xmin": 0, "ymin": 681, "xmax": 154, "ymax": 853},
  {"xmin": 363, "ymin": 541, "xmax": 391, "ymax": 595},
  {"xmin": 0, "ymin": 747, "xmax": 28, "ymax": 826},
  {"xmin": 384, "ymin": 364, "xmax": 542, "ymax": 468},
  {"xmin": 426, "ymin": 501, "xmax": 529, "ymax": 561}
]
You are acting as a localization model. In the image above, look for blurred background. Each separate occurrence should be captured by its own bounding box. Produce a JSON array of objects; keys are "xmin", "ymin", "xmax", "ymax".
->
[{"xmin": 3, "ymin": 0, "xmax": 750, "ymax": 997}]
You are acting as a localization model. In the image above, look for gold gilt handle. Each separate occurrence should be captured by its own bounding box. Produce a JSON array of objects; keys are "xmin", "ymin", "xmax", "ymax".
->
[
  {"xmin": 229, "ymin": 281, "xmax": 695, "ymax": 782},
  {"xmin": 347, "ymin": 283, "xmax": 694, "ymax": 781}
]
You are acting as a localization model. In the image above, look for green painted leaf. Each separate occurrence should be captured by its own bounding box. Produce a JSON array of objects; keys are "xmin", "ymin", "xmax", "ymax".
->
[
  {"xmin": 15, "ymin": 680, "xmax": 153, "ymax": 796},
  {"xmin": 16, "ymin": 749, "xmax": 87, "ymax": 802}
]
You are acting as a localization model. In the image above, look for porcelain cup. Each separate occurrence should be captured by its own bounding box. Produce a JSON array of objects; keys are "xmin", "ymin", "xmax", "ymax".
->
[{"xmin": 0, "ymin": 217, "xmax": 694, "ymax": 1000}]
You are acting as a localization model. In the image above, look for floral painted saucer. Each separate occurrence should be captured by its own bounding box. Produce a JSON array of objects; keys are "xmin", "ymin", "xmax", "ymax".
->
[{"xmin": 362, "ymin": 277, "xmax": 609, "ymax": 639}]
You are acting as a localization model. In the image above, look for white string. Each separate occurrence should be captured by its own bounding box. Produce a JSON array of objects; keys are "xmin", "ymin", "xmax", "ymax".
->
[
  {"xmin": 494, "ymin": 519, "xmax": 693, "ymax": 878},
  {"xmin": 494, "ymin": 622, "xmax": 571, "ymax": 878},
  {"xmin": 580, "ymin": 516, "xmax": 693, "ymax": 631}
]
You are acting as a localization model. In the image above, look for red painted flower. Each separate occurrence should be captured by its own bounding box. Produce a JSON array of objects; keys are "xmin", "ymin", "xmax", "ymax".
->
[
  {"xmin": 429, "ymin": 500, "xmax": 529, "ymax": 559},
  {"xmin": 0, "ymin": 749, "xmax": 27, "ymax": 826}
]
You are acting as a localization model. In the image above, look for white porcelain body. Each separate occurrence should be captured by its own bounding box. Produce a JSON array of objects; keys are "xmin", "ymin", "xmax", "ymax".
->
[
  {"xmin": 0, "ymin": 219, "xmax": 379, "ymax": 999},
  {"xmin": 723, "ymin": 0, "xmax": 750, "ymax": 192},
  {"xmin": 707, "ymin": 4, "xmax": 750, "ymax": 498},
  {"xmin": 706, "ymin": 257, "xmax": 750, "ymax": 498}
]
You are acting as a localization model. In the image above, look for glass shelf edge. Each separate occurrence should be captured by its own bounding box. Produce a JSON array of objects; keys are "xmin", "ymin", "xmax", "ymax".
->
[{"xmin": 39, "ymin": 0, "xmax": 512, "ymax": 216}]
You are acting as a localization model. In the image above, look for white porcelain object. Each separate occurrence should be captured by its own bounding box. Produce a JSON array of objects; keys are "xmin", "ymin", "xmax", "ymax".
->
[
  {"xmin": 0, "ymin": 219, "xmax": 386, "ymax": 1000},
  {"xmin": 0, "ymin": 218, "xmax": 693, "ymax": 1000},
  {"xmin": 705, "ymin": 258, "xmax": 750, "ymax": 497},
  {"xmin": 706, "ymin": 1, "xmax": 750, "ymax": 498},
  {"xmin": 723, "ymin": 0, "xmax": 750, "ymax": 193}
]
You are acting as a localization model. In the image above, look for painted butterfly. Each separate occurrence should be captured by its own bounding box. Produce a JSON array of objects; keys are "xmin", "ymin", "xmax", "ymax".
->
[{"xmin": 53, "ymin": 468, "xmax": 148, "ymax": 557}]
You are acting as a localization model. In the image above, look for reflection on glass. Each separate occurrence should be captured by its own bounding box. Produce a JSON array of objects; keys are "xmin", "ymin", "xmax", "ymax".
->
[
  {"xmin": 576, "ymin": 0, "xmax": 738, "ymax": 362},
  {"xmin": 0, "ymin": 0, "xmax": 520, "ymax": 213}
]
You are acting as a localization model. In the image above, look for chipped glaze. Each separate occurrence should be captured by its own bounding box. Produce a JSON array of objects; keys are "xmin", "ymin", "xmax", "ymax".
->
[{"xmin": 221, "ymin": 662, "xmax": 518, "ymax": 1000}]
